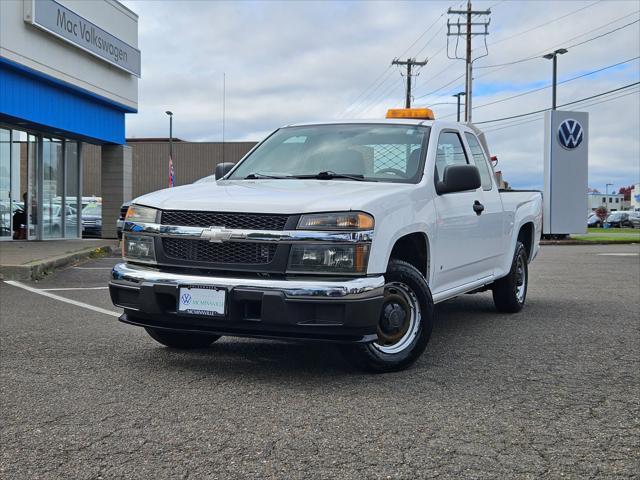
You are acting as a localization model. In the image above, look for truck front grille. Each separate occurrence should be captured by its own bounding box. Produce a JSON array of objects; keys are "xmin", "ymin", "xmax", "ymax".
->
[
  {"xmin": 161, "ymin": 210, "xmax": 289, "ymax": 231},
  {"xmin": 162, "ymin": 238, "xmax": 277, "ymax": 265}
]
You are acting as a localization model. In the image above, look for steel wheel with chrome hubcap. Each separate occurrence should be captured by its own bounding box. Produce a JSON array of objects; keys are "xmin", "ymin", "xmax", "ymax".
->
[
  {"xmin": 341, "ymin": 259, "xmax": 434, "ymax": 373},
  {"xmin": 492, "ymin": 241, "xmax": 528, "ymax": 313},
  {"xmin": 373, "ymin": 282, "xmax": 421, "ymax": 355}
]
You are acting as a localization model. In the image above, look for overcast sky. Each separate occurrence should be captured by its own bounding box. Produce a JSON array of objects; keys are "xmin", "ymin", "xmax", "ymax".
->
[{"xmin": 123, "ymin": 0, "xmax": 640, "ymax": 192}]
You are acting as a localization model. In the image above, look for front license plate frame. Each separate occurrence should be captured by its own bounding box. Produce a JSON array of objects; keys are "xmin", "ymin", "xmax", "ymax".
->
[{"xmin": 177, "ymin": 285, "xmax": 227, "ymax": 318}]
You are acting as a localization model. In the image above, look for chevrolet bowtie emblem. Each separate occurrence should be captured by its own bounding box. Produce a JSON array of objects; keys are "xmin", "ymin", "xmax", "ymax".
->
[{"xmin": 201, "ymin": 226, "xmax": 234, "ymax": 243}]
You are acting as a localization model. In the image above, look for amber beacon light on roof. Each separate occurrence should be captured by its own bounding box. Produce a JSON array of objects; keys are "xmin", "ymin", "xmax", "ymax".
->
[{"xmin": 385, "ymin": 108, "xmax": 435, "ymax": 120}]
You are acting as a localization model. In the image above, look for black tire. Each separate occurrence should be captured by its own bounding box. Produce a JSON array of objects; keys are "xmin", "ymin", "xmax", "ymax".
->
[
  {"xmin": 492, "ymin": 241, "xmax": 528, "ymax": 313},
  {"xmin": 341, "ymin": 259, "xmax": 434, "ymax": 373},
  {"xmin": 144, "ymin": 327, "xmax": 221, "ymax": 349}
]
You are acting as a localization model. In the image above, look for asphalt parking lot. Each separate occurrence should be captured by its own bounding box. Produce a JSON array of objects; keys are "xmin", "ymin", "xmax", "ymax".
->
[{"xmin": 1, "ymin": 244, "xmax": 638, "ymax": 479}]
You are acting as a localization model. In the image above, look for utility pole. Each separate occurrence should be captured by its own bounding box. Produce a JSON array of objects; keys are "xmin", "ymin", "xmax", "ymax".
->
[
  {"xmin": 222, "ymin": 72, "xmax": 226, "ymax": 163},
  {"xmin": 447, "ymin": 1, "xmax": 490, "ymax": 122},
  {"xmin": 543, "ymin": 48, "xmax": 568, "ymax": 110},
  {"xmin": 452, "ymin": 92, "xmax": 465, "ymax": 122},
  {"xmin": 391, "ymin": 58, "xmax": 428, "ymax": 108}
]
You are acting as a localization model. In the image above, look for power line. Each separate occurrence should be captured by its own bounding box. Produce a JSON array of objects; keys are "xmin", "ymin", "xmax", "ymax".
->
[
  {"xmin": 482, "ymin": 88, "xmax": 639, "ymax": 133},
  {"xmin": 417, "ymin": 13, "xmax": 640, "ymax": 103},
  {"xmin": 475, "ymin": 15, "xmax": 639, "ymax": 71},
  {"xmin": 482, "ymin": 116, "xmax": 545, "ymax": 133},
  {"xmin": 565, "ymin": 18, "xmax": 640, "ymax": 49},
  {"xmin": 470, "ymin": 56, "xmax": 639, "ymax": 112},
  {"xmin": 359, "ymin": 75, "xmax": 406, "ymax": 117},
  {"xmin": 338, "ymin": 9, "xmax": 450, "ymax": 118},
  {"xmin": 487, "ymin": 0, "xmax": 603, "ymax": 47},
  {"xmin": 474, "ymin": 81, "xmax": 640, "ymax": 125},
  {"xmin": 415, "ymin": 72, "xmax": 465, "ymax": 99}
]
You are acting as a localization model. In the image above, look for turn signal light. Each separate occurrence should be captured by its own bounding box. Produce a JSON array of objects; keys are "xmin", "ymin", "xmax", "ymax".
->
[{"xmin": 386, "ymin": 108, "xmax": 435, "ymax": 120}]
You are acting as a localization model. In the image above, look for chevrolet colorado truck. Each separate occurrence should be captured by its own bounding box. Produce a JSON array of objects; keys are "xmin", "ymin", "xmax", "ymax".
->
[{"xmin": 110, "ymin": 108, "xmax": 542, "ymax": 372}]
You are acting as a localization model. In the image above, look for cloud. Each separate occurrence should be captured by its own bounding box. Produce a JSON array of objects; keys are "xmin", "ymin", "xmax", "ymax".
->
[{"xmin": 123, "ymin": 0, "xmax": 640, "ymax": 192}]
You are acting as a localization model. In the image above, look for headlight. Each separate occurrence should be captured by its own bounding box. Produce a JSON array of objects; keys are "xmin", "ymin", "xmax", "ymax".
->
[
  {"xmin": 125, "ymin": 204, "xmax": 159, "ymax": 223},
  {"xmin": 122, "ymin": 233, "xmax": 156, "ymax": 263},
  {"xmin": 287, "ymin": 244, "xmax": 370, "ymax": 274},
  {"xmin": 298, "ymin": 212, "xmax": 374, "ymax": 231}
]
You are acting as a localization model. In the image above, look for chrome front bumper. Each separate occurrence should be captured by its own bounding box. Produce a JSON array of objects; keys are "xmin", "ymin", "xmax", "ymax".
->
[
  {"xmin": 111, "ymin": 262, "xmax": 384, "ymax": 300},
  {"xmin": 110, "ymin": 262, "xmax": 385, "ymax": 342}
]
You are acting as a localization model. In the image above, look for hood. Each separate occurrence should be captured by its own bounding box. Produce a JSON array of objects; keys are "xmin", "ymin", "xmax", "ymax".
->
[{"xmin": 134, "ymin": 179, "xmax": 414, "ymax": 215}]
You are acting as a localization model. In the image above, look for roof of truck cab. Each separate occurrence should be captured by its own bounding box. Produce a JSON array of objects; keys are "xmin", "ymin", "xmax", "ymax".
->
[{"xmin": 286, "ymin": 119, "xmax": 437, "ymax": 127}]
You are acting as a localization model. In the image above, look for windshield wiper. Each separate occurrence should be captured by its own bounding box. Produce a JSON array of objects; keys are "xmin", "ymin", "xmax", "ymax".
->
[
  {"xmin": 244, "ymin": 172, "xmax": 288, "ymax": 179},
  {"xmin": 290, "ymin": 171, "xmax": 372, "ymax": 182}
]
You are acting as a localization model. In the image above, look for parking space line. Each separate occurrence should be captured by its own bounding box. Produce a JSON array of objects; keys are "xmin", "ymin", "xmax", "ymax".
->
[
  {"xmin": 596, "ymin": 253, "xmax": 639, "ymax": 256},
  {"xmin": 4, "ymin": 281, "xmax": 120, "ymax": 317},
  {"xmin": 72, "ymin": 267, "xmax": 114, "ymax": 270},
  {"xmin": 40, "ymin": 287, "xmax": 109, "ymax": 291}
]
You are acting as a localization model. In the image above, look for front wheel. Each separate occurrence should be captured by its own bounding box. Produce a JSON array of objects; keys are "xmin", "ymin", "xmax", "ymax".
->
[
  {"xmin": 341, "ymin": 259, "xmax": 434, "ymax": 373},
  {"xmin": 145, "ymin": 327, "xmax": 221, "ymax": 349},
  {"xmin": 492, "ymin": 241, "xmax": 528, "ymax": 313}
]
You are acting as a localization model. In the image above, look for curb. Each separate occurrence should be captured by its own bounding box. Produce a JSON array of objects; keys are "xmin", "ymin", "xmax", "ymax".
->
[
  {"xmin": 540, "ymin": 240, "xmax": 639, "ymax": 246},
  {"xmin": 0, "ymin": 245, "xmax": 114, "ymax": 281}
]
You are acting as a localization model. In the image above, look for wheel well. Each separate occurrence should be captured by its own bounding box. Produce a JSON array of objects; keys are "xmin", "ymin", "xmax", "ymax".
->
[
  {"xmin": 389, "ymin": 232, "xmax": 429, "ymax": 278},
  {"xmin": 518, "ymin": 222, "xmax": 534, "ymax": 260}
]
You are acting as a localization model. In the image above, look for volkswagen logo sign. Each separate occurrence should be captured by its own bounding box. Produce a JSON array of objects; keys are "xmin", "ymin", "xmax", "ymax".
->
[{"xmin": 558, "ymin": 118, "xmax": 584, "ymax": 150}]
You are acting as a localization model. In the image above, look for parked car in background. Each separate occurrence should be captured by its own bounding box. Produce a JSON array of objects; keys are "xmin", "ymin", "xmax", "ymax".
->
[
  {"xmin": 605, "ymin": 211, "xmax": 631, "ymax": 228},
  {"xmin": 0, "ymin": 200, "xmax": 24, "ymax": 237},
  {"xmin": 587, "ymin": 213, "xmax": 603, "ymax": 228},
  {"xmin": 116, "ymin": 201, "xmax": 131, "ymax": 240},
  {"xmin": 42, "ymin": 203, "xmax": 77, "ymax": 236},
  {"xmin": 628, "ymin": 211, "xmax": 640, "ymax": 229},
  {"xmin": 81, "ymin": 201, "xmax": 102, "ymax": 238}
]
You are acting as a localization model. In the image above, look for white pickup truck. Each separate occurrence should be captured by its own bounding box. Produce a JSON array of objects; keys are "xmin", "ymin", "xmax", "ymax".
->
[{"xmin": 110, "ymin": 108, "xmax": 542, "ymax": 372}]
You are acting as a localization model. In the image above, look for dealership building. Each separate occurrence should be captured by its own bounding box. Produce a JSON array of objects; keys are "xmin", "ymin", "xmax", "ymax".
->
[{"xmin": 0, "ymin": 0, "xmax": 139, "ymax": 240}]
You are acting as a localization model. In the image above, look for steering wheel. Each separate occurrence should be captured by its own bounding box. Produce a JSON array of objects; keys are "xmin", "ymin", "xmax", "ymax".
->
[{"xmin": 375, "ymin": 167, "xmax": 406, "ymax": 177}]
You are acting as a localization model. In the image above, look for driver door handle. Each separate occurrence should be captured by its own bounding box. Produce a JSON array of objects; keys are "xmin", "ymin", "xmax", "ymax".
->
[{"xmin": 473, "ymin": 200, "xmax": 485, "ymax": 215}]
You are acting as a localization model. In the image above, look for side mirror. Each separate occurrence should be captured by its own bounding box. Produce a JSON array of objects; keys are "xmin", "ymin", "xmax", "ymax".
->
[
  {"xmin": 436, "ymin": 164, "xmax": 481, "ymax": 195},
  {"xmin": 215, "ymin": 162, "xmax": 235, "ymax": 179}
]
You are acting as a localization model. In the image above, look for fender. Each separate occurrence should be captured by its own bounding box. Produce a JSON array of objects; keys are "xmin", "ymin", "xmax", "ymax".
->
[{"xmin": 495, "ymin": 195, "xmax": 543, "ymax": 279}]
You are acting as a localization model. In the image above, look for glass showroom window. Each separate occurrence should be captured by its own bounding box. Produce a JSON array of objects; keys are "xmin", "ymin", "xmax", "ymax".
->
[
  {"xmin": 0, "ymin": 128, "xmax": 10, "ymax": 239},
  {"xmin": 64, "ymin": 141, "xmax": 81, "ymax": 238},
  {"xmin": 42, "ymin": 137, "xmax": 64, "ymax": 239}
]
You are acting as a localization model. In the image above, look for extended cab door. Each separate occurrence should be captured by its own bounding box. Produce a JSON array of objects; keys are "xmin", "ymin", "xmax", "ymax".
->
[
  {"xmin": 463, "ymin": 131, "xmax": 505, "ymax": 277},
  {"xmin": 431, "ymin": 129, "xmax": 494, "ymax": 294}
]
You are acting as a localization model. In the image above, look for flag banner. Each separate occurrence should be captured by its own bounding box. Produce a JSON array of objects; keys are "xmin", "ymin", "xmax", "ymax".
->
[{"xmin": 169, "ymin": 155, "xmax": 175, "ymax": 187}]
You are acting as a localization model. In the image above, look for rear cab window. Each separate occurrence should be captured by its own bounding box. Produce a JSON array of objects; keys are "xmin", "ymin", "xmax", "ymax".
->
[{"xmin": 464, "ymin": 132, "xmax": 494, "ymax": 190}]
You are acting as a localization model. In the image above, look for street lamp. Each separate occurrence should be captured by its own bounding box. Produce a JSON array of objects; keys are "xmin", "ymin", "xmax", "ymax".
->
[
  {"xmin": 452, "ymin": 92, "xmax": 466, "ymax": 122},
  {"xmin": 605, "ymin": 183, "xmax": 614, "ymax": 197},
  {"xmin": 542, "ymin": 48, "xmax": 568, "ymax": 110},
  {"xmin": 166, "ymin": 111, "xmax": 174, "ymax": 185},
  {"xmin": 165, "ymin": 110, "xmax": 173, "ymax": 159}
]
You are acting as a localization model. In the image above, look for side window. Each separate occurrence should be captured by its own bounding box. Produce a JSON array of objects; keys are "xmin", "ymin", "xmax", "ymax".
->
[
  {"xmin": 435, "ymin": 131, "xmax": 468, "ymax": 180},
  {"xmin": 464, "ymin": 132, "xmax": 493, "ymax": 190}
]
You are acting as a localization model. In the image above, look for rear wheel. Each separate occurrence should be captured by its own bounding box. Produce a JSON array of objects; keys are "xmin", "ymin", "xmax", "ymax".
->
[
  {"xmin": 145, "ymin": 327, "xmax": 221, "ymax": 349},
  {"xmin": 341, "ymin": 259, "xmax": 434, "ymax": 373},
  {"xmin": 492, "ymin": 242, "xmax": 528, "ymax": 313}
]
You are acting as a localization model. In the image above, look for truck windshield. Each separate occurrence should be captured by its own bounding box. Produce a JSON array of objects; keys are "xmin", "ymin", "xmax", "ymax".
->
[{"xmin": 228, "ymin": 124, "xmax": 430, "ymax": 183}]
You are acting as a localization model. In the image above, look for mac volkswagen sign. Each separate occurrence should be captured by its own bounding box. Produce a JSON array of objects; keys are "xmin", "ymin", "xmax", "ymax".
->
[
  {"xmin": 27, "ymin": 0, "xmax": 141, "ymax": 77},
  {"xmin": 557, "ymin": 118, "xmax": 584, "ymax": 150}
]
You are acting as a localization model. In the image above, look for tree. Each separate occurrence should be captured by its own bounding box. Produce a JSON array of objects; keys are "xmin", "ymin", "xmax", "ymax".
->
[
  {"xmin": 595, "ymin": 205, "xmax": 608, "ymax": 224},
  {"xmin": 618, "ymin": 186, "xmax": 633, "ymax": 201}
]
